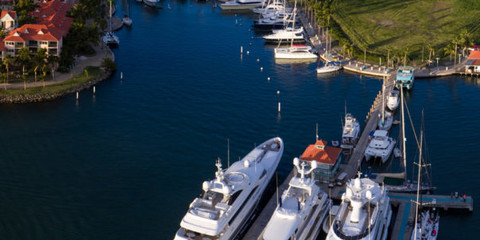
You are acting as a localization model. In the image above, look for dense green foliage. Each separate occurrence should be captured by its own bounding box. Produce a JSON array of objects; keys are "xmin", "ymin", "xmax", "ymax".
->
[
  {"xmin": 101, "ymin": 57, "xmax": 117, "ymax": 71},
  {"xmin": 14, "ymin": 0, "xmax": 37, "ymax": 25},
  {"xmin": 307, "ymin": 0, "xmax": 480, "ymax": 65}
]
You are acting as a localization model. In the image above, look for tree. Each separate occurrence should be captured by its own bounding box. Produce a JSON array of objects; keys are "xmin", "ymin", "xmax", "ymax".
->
[
  {"xmin": 47, "ymin": 55, "xmax": 59, "ymax": 81},
  {"xmin": 33, "ymin": 48, "xmax": 47, "ymax": 82},
  {"xmin": 16, "ymin": 47, "xmax": 32, "ymax": 90},
  {"xmin": 14, "ymin": 0, "xmax": 37, "ymax": 25},
  {"xmin": 3, "ymin": 54, "xmax": 14, "ymax": 89},
  {"xmin": 443, "ymin": 43, "xmax": 455, "ymax": 61}
]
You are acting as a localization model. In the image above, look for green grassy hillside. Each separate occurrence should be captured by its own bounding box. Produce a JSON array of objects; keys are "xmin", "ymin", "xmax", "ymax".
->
[{"xmin": 330, "ymin": 0, "xmax": 480, "ymax": 62}]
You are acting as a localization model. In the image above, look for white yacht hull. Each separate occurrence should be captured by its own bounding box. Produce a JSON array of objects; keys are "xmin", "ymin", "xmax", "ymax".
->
[
  {"xmin": 274, "ymin": 46, "xmax": 317, "ymax": 59},
  {"xmin": 316, "ymin": 65, "xmax": 342, "ymax": 74},
  {"xmin": 220, "ymin": 1, "xmax": 264, "ymax": 10}
]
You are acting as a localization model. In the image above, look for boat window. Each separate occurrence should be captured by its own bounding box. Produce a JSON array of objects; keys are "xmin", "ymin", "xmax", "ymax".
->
[
  {"xmin": 228, "ymin": 190, "xmax": 242, "ymax": 205},
  {"xmin": 228, "ymin": 186, "xmax": 258, "ymax": 226}
]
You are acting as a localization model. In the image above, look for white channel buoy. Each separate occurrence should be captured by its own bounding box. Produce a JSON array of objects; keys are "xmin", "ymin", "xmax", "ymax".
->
[
  {"xmin": 260, "ymin": 67, "xmax": 263, "ymax": 71},
  {"xmin": 236, "ymin": 19, "xmax": 238, "ymax": 25},
  {"xmin": 277, "ymin": 90, "xmax": 280, "ymax": 95},
  {"xmin": 93, "ymin": 86, "xmax": 96, "ymax": 95},
  {"xmin": 76, "ymin": 91, "xmax": 79, "ymax": 100},
  {"xmin": 240, "ymin": 46, "xmax": 243, "ymax": 54},
  {"xmin": 257, "ymin": 58, "xmax": 260, "ymax": 62},
  {"xmin": 120, "ymin": 72, "xmax": 123, "ymax": 80},
  {"xmin": 246, "ymin": 51, "xmax": 250, "ymax": 55},
  {"xmin": 267, "ymin": 77, "xmax": 271, "ymax": 81},
  {"xmin": 278, "ymin": 102, "xmax": 281, "ymax": 112},
  {"xmin": 249, "ymin": 42, "xmax": 252, "ymax": 46}
]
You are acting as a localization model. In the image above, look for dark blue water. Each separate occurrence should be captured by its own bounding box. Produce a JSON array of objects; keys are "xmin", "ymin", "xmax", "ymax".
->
[{"xmin": 0, "ymin": 1, "xmax": 478, "ymax": 239}]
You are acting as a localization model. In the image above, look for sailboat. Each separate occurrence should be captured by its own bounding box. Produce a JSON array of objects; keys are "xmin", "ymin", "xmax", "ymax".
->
[
  {"xmin": 122, "ymin": 0, "xmax": 132, "ymax": 27},
  {"xmin": 378, "ymin": 77, "xmax": 393, "ymax": 130},
  {"xmin": 316, "ymin": 29, "xmax": 342, "ymax": 73},
  {"xmin": 383, "ymin": 87, "xmax": 436, "ymax": 193},
  {"xmin": 411, "ymin": 112, "xmax": 440, "ymax": 240},
  {"xmin": 103, "ymin": 0, "xmax": 119, "ymax": 46},
  {"xmin": 274, "ymin": 1, "xmax": 317, "ymax": 59}
]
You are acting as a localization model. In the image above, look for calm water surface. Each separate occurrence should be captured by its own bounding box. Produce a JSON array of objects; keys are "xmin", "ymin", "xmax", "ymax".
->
[{"xmin": 0, "ymin": 1, "xmax": 478, "ymax": 239}]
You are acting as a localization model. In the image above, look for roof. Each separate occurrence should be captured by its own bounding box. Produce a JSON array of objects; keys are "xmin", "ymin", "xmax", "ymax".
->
[
  {"xmin": 300, "ymin": 140, "xmax": 342, "ymax": 165},
  {"xmin": 4, "ymin": 24, "xmax": 62, "ymax": 41},
  {"xmin": 468, "ymin": 50, "xmax": 480, "ymax": 59},
  {"xmin": 1, "ymin": 10, "xmax": 16, "ymax": 20},
  {"xmin": 31, "ymin": 0, "xmax": 73, "ymax": 36}
]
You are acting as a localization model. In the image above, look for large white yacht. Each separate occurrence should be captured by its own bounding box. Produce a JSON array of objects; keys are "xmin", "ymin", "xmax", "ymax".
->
[
  {"xmin": 263, "ymin": 27, "xmax": 305, "ymax": 43},
  {"xmin": 340, "ymin": 113, "xmax": 360, "ymax": 150},
  {"xmin": 326, "ymin": 176, "xmax": 392, "ymax": 240},
  {"xmin": 261, "ymin": 158, "xmax": 331, "ymax": 240},
  {"xmin": 220, "ymin": 0, "xmax": 266, "ymax": 10},
  {"xmin": 174, "ymin": 137, "xmax": 284, "ymax": 240},
  {"xmin": 364, "ymin": 130, "xmax": 396, "ymax": 163}
]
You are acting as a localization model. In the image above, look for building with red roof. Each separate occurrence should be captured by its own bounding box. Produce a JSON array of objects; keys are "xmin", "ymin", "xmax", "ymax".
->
[
  {"xmin": 0, "ymin": 10, "xmax": 17, "ymax": 32},
  {"xmin": 2, "ymin": 0, "xmax": 72, "ymax": 58},
  {"xmin": 465, "ymin": 50, "xmax": 480, "ymax": 73},
  {"xmin": 299, "ymin": 140, "xmax": 342, "ymax": 180}
]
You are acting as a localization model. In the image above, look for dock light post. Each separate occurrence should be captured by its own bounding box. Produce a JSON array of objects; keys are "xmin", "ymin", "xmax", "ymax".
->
[{"xmin": 436, "ymin": 58, "xmax": 440, "ymax": 70}]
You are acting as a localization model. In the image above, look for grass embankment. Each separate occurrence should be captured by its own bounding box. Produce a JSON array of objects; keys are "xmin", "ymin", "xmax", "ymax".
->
[
  {"xmin": 330, "ymin": 0, "xmax": 480, "ymax": 63},
  {"xmin": 0, "ymin": 66, "xmax": 103, "ymax": 100}
]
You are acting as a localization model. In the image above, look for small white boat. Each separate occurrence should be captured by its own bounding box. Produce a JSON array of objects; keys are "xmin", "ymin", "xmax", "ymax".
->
[
  {"xmin": 122, "ymin": 15, "xmax": 132, "ymax": 26},
  {"xmin": 220, "ymin": 0, "xmax": 266, "ymax": 10},
  {"xmin": 378, "ymin": 110, "xmax": 393, "ymax": 131},
  {"xmin": 174, "ymin": 137, "xmax": 284, "ymax": 240},
  {"xmin": 387, "ymin": 90, "xmax": 400, "ymax": 111},
  {"xmin": 261, "ymin": 158, "xmax": 331, "ymax": 240},
  {"xmin": 412, "ymin": 207, "xmax": 440, "ymax": 240},
  {"xmin": 340, "ymin": 113, "xmax": 360, "ymax": 149},
  {"xmin": 326, "ymin": 176, "xmax": 392, "ymax": 240},
  {"xmin": 364, "ymin": 130, "xmax": 396, "ymax": 163},
  {"xmin": 144, "ymin": 0, "xmax": 161, "ymax": 8},
  {"xmin": 102, "ymin": 31, "xmax": 119, "ymax": 45},
  {"xmin": 316, "ymin": 62, "xmax": 342, "ymax": 74}
]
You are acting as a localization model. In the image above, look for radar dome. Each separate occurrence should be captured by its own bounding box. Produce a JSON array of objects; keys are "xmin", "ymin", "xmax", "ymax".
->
[
  {"xmin": 244, "ymin": 160, "xmax": 250, "ymax": 168},
  {"xmin": 202, "ymin": 181, "xmax": 210, "ymax": 192},
  {"xmin": 366, "ymin": 190, "xmax": 373, "ymax": 199},
  {"xmin": 293, "ymin": 157, "xmax": 300, "ymax": 166},
  {"xmin": 311, "ymin": 160, "xmax": 318, "ymax": 169}
]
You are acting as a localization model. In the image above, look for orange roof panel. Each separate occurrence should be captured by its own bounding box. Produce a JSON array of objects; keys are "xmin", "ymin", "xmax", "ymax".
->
[
  {"xmin": 300, "ymin": 140, "xmax": 341, "ymax": 165},
  {"xmin": 468, "ymin": 50, "xmax": 480, "ymax": 59}
]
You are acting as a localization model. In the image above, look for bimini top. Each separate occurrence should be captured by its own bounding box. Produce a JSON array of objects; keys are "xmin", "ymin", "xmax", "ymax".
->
[
  {"xmin": 300, "ymin": 140, "xmax": 341, "ymax": 165},
  {"xmin": 397, "ymin": 66, "xmax": 414, "ymax": 81}
]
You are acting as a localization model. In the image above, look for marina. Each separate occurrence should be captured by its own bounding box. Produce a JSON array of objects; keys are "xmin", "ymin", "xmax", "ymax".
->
[{"xmin": 0, "ymin": 0, "xmax": 478, "ymax": 239}]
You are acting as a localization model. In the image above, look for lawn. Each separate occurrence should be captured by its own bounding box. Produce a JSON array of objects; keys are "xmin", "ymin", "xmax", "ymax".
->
[{"xmin": 331, "ymin": 0, "xmax": 480, "ymax": 61}]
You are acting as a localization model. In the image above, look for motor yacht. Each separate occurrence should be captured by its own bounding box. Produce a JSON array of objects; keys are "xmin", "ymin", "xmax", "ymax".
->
[
  {"xmin": 326, "ymin": 176, "xmax": 392, "ymax": 240},
  {"xmin": 387, "ymin": 90, "xmax": 400, "ymax": 111},
  {"xmin": 340, "ymin": 113, "xmax": 360, "ymax": 149},
  {"xmin": 174, "ymin": 137, "xmax": 284, "ymax": 240},
  {"xmin": 261, "ymin": 158, "xmax": 330, "ymax": 240}
]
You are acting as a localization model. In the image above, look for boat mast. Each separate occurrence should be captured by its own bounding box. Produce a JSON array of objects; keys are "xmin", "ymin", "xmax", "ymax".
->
[
  {"xmin": 382, "ymin": 77, "xmax": 385, "ymax": 125},
  {"xmin": 109, "ymin": 0, "xmax": 112, "ymax": 32},
  {"xmin": 290, "ymin": 1, "xmax": 297, "ymax": 47},
  {"xmin": 413, "ymin": 110, "xmax": 426, "ymax": 240},
  {"xmin": 400, "ymin": 86, "xmax": 407, "ymax": 182}
]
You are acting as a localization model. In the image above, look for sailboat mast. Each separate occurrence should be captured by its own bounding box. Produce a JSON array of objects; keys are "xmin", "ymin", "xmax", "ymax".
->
[
  {"xmin": 382, "ymin": 77, "xmax": 385, "ymax": 124},
  {"xmin": 413, "ymin": 111, "xmax": 424, "ymax": 240},
  {"xmin": 109, "ymin": 0, "xmax": 112, "ymax": 32},
  {"xmin": 290, "ymin": 1, "xmax": 297, "ymax": 47},
  {"xmin": 401, "ymin": 86, "xmax": 407, "ymax": 182}
]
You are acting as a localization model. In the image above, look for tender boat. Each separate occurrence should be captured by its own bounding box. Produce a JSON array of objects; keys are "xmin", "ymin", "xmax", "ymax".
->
[
  {"xmin": 387, "ymin": 90, "xmax": 400, "ymax": 111},
  {"xmin": 411, "ymin": 205, "xmax": 440, "ymax": 240},
  {"xmin": 378, "ymin": 110, "xmax": 393, "ymax": 131},
  {"xmin": 122, "ymin": 15, "xmax": 132, "ymax": 26},
  {"xmin": 364, "ymin": 130, "xmax": 396, "ymax": 163},
  {"xmin": 220, "ymin": 0, "xmax": 266, "ymax": 10},
  {"xmin": 261, "ymin": 158, "xmax": 331, "ymax": 240},
  {"xmin": 340, "ymin": 113, "xmax": 360, "ymax": 149},
  {"xmin": 174, "ymin": 137, "xmax": 284, "ymax": 240},
  {"xmin": 316, "ymin": 61, "xmax": 342, "ymax": 74},
  {"xmin": 326, "ymin": 176, "xmax": 392, "ymax": 240},
  {"xmin": 396, "ymin": 66, "xmax": 415, "ymax": 89}
]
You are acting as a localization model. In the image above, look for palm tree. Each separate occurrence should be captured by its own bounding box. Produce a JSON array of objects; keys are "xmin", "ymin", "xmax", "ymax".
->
[
  {"xmin": 47, "ymin": 55, "xmax": 59, "ymax": 81},
  {"xmin": 33, "ymin": 48, "xmax": 47, "ymax": 82},
  {"xmin": 15, "ymin": 47, "xmax": 31, "ymax": 90},
  {"xmin": 3, "ymin": 54, "xmax": 14, "ymax": 89},
  {"xmin": 443, "ymin": 43, "xmax": 455, "ymax": 61}
]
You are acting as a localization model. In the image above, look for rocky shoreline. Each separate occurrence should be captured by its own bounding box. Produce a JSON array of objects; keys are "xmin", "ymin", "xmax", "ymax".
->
[{"xmin": 0, "ymin": 70, "xmax": 113, "ymax": 104}]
